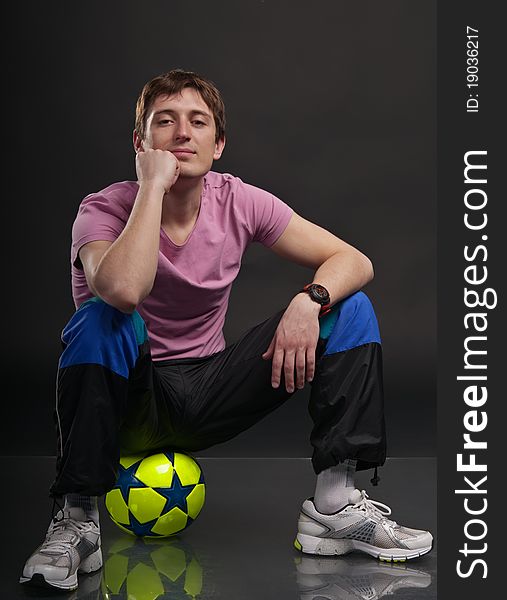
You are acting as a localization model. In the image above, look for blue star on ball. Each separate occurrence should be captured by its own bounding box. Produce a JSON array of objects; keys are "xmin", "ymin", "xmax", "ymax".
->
[
  {"xmin": 114, "ymin": 460, "xmax": 147, "ymax": 505},
  {"xmin": 155, "ymin": 469, "xmax": 196, "ymax": 515}
]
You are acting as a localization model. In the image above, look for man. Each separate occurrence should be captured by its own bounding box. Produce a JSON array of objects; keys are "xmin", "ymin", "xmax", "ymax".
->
[{"xmin": 20, "ymin": 69, "xmax": 432, "ymax": 592}]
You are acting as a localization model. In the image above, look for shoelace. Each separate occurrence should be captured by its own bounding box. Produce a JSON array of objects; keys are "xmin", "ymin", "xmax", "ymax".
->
[
  {"xmin": 41, "ymin": 518, "xmax": 94, "ymax": 555},
  {"xmin": 352, "ymin": 490, "xmax": 398, "ymax": 528}
]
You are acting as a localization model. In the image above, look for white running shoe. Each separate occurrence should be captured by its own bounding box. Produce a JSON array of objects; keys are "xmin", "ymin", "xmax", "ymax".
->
[
  {"xmin": 295, "ymin": 554, "xmax": 432, "ymax": 599},
  {"xmin": 19, "ymin": 506, "xmax": 102, "ymax": 591},
  {"xmin": 294, "ymin": 489, "xmax": 433, "ymax": 562}
]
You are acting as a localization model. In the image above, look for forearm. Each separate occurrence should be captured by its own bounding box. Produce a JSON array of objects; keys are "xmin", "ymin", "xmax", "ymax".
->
[
  {"xmin": 310, "ymin": 250, "xmax": 374, "ymax": 306},
  {"xmin": 93, "ymin": 182, "xmax": 165, "ymax": 309}
]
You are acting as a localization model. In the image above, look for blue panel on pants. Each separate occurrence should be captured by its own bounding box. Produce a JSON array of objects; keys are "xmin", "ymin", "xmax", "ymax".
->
[
  {"xmin": 59, "ymin": 298, "xmax": 141, "ymax": 378},
  {"xmin": 320, "ymin": 291, "xmax": 381, "ymax": 356}
]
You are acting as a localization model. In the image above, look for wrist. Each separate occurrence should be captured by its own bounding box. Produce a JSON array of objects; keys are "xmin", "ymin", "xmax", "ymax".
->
[
  {"xmin": 137, "ymin": 179, "xmax": 168, "ymax": 196},
  {"xmin": 299, "ymin": 283, "xmax": 332, "ymax": 316},
  {"xmin": 295, "ymin": 292, "xmax": 322, "ymax": 315}
]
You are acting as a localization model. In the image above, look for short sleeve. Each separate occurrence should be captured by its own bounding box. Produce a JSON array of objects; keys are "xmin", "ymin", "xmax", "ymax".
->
[
  {"xmin": 71, "ymin": 193, "xmax": 127, "ymax": 269},
  {"xmin": 236, "ymin": 180, "xmax": 293, "ymax": 247}
]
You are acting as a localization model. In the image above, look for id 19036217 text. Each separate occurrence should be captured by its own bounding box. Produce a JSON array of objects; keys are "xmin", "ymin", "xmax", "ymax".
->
[{"xmin": 466, "ymin": 26, "xmax": 479, "ymax": 113}]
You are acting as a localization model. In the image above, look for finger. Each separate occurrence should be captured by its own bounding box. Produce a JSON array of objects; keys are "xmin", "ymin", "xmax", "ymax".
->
[
  {"xmin": 271, "ymin": 347, "xmax": 285, "ymax": 388},
  {"xmin": 306, "ymin": 347, "xmax": 316, "ymax": 382},
  {"xmin": 295, "ymin": 350, "xmax": 306, "ymax": 389},
  {"xmin": 262, "ymin": 336, "xmax": 275, "ymax": 360},
  {"xmin": 283, "ymin": 351, "xmax": 296, "ymax": 393}
]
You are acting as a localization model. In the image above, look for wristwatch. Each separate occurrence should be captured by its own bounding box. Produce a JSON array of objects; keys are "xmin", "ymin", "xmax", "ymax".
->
[{"xmin": 300, "ymin": 284, "xmax": 332, "ymax": 316}]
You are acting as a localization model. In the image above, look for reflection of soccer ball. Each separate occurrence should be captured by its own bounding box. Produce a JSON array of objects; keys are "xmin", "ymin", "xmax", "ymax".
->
[
  {"xmin": 102, "ymin": 535, "xmax": 203, "ymax": 599},
  {"xmin": 105, "ymin": 451, "xmax": 205, "ymax": 537}
]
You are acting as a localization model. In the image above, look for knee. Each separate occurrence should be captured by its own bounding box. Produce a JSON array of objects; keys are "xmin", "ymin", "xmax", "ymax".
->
[
  {"xmin": 320, "ymin": 291, "xmax": 381, "ymax": 355},
  {"xmin": 59, "ymin": 298, "xmax": 147, "ymax": 377},
  {"xmin": 343, "ymin": 291, "xmax": 376, "ymax": 316},
  {"xmin": 62, "ymin": 298, "xmax": 133, "ymax": 344},
  {"xmin": 331, "ymin": 291, "xmax": 378, "ymax": 323}
]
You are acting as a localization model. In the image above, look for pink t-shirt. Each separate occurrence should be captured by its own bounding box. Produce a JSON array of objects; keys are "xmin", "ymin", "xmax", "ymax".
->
[{"xmin": 71, "ymin": 171, "xmax": 293, "ymax": 360}]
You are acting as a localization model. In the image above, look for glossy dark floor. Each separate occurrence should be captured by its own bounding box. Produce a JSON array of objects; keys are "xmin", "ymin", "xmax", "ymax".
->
[{"xmin": 1, "ymin": 457, "xmax": 436, "ymax": 599}]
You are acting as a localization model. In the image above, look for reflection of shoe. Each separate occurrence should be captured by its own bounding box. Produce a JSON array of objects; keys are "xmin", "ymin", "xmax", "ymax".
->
[
  {"xmin": 77, "ymin": 568, "xmax": 103, "ymax": 599},
  {"xmin": 295, "ymin": 554, "xmax": 432, "ymax": 600},
  {"xmin": 19, "ymin": 507, "xmax": 102, "ymax": 591},
  {"xmin": 294, "ymin": 490, "xmax": 433, "ymax": 561}
]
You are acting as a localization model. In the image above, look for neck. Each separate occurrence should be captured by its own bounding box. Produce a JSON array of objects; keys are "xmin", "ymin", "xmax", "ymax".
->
[{"xmin": 162, "ymin": 176, "xmax": 204, "ymax": 226}]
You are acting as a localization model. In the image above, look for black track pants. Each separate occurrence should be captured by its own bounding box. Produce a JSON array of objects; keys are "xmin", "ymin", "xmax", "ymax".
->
[{"xmin": 49, "ymin": 292, "xmax": 386, "ymax": 497}]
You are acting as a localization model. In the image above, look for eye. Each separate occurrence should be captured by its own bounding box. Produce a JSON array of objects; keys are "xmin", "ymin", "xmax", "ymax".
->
[
  {"xmin": 158, "ymin": 119, "xmax": 173, "ymax": 125},
  {"xmin": 193, "ymin": 120, "xmax": 206, "ymax": 126}
]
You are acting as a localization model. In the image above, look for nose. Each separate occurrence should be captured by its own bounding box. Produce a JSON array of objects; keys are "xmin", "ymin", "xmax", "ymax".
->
[{"xmin": 174, "ymin": 118, "xmax": 191, "ymax": 141}]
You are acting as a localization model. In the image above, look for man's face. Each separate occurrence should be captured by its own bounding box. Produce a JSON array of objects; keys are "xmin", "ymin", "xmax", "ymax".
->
[{"xmin": 135, "ymin": 87, "xmax": 225, "ymax": 179}]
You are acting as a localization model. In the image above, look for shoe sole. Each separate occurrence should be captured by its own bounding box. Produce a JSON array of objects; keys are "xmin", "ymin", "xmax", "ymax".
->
[
  {"xmin": 19, "ymin": 547, "xmax": 103, "ymax": 591},
  {"xmin": 294, "ymin": 533, "xmax": 432, "ymax": 562}
]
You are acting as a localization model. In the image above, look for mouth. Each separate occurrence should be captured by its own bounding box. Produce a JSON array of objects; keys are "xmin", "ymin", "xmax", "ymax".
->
[{"xmin": 171, "ymin": 149, "xmax": 195, "ymax": 156}]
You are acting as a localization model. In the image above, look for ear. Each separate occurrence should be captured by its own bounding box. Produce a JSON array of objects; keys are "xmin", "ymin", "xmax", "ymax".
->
[
  {"xmin": 213, "ymin": 136, "xmax": 226, "ymax": 160},
  {"xmin": 133, "ymin": 130, "xmax": 144, "ymax": 153}
]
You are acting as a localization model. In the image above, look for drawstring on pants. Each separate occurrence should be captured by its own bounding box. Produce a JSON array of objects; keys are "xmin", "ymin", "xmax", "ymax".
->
[
  {"xmin": 51, "ymin": 496, "xmax": 66, "ymax": 522},
  {"xmin": 370, "ymin": 466, "xmax": 381, "ymax": 486}
]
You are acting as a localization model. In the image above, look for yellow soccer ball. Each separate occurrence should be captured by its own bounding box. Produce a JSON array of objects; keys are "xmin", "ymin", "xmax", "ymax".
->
[{"xmin": 105, "ymin": 451, "xmax": 205, "ymax": 537}]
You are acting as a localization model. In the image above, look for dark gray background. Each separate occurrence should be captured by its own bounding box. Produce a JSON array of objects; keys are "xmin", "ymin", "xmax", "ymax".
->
[{"xmin": 3, "ymin": 0, "xmax": 435, "ymax": 458}]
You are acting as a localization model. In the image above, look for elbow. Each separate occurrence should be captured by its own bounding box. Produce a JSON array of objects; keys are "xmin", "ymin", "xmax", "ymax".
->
[
  {"xmin": 92, "ymin": 277, "xmax": 143, "ymax": 314},
  {"xmin": 358, "ymin": 252, "xmax": 374, "ymax": 285},
  {"xmin": 364, "ymin": 255, "xmax": 374, "ymax": 283},
  {"xmin": 100, "ymin": 287, "xmax": 139, "ymax": 314},
  {"xmin": 107, "ymin": 294, "xmax": 139, "ymax": 315}
]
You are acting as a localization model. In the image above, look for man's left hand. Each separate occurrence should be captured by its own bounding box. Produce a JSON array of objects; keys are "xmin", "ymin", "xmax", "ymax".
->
[{"xmin": 262, "ymin": 293, "xmax": 321, "ymax": 393}]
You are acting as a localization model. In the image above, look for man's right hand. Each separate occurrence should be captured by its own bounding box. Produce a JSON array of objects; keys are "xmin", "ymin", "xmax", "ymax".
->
[
  {"xmin": 83, "ymin": 149, "xmax": 180, "ymax": 312},
  {"xmin": 135, "ymin": 148, "xmax": 180, "ymax": 192}
]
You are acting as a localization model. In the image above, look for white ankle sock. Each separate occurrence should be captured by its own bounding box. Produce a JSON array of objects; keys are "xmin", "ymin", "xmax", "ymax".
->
[
  {"xmin": 64, "ymin": 494, "xmax": 100, "ymax": 526},
  {"xmin": 313, "ymin": 459, "xmax": 357, "ymax": 514}
]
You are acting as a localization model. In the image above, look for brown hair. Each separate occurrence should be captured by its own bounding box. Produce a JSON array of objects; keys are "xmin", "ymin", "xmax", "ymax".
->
[{"xmin": 135, "ymin": 69, "xmax": 226, "ymax": 143}]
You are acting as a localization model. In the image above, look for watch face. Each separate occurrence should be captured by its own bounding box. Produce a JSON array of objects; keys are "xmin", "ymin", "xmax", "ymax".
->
[
  {"xmin": 312, "ymin": 285, "xmax": 328, "ymax": 300},
  {"xmin": 309, "ymin": 284, "xmax": 330, "ymax": 304}
]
